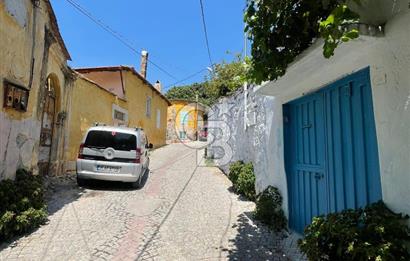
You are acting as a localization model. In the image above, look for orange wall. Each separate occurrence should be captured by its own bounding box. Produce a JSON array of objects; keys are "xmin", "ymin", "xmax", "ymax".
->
[{"xmin": 167, "ymin": 101, "xmax": 205, "ymax": 140}]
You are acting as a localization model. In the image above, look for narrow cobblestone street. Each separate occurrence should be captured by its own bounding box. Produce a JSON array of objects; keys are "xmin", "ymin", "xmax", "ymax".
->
[{"xmin": 0, "ymin": 143, "xmax": 290, "ymax": 261}]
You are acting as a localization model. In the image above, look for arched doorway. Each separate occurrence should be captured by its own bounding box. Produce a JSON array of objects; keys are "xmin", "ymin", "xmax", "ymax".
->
[{"xmin": 38, "ymin": 76, "xmax": 59, "ymax": 175}]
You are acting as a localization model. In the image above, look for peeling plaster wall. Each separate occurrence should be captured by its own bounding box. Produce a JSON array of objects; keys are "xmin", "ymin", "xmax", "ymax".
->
[
  {"xmin": 0, "ymin": 0, "xmax": 70, "ymax": 179},
  {"xmin": 1, "ymin": 0, "xmax": 42, "ymax": 179},
  {"xmin": 0, "ymin": 113, "xmax": 42, "ymax": 179},
  {"xmin": 256, "ymin": 10, "xmax": 410, "ymax": 217},
  {"xmin": 207, "ymin": 87, "xmax": 280, "ymax": 197},
  {"xmin": 4, "ymin": 0, "xmax": 28, "ymax": 27}
]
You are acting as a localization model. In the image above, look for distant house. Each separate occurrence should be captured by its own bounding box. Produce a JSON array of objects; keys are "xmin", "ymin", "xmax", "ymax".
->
[
  {"xmin": 255, "ymin": 2, "xmax": 410, "ymax": 233},
  {"xmin": 64, "ymin": 58, "xmax": 171, "ymax": 173},
  {"xmin": 0, "ymin": 0, "xmax": 75, "ymax": 178},
  {"xmin": 0, "ymin": 1, "xmax": 171, "ymax": 178},
  {"xmin": 167, "ymin": 99, "xmax": 206, "ymax": 142}
]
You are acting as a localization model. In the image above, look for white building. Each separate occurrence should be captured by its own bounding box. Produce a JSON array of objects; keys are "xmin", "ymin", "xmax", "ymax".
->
[{"xmin": 255, "ymin": 1, "xmax": 410, "ymax": 232}]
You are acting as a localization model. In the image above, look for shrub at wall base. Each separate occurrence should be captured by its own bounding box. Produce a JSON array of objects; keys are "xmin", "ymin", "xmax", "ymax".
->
[
  {"xmin": 0, "ymin": 169, "xmax": 47, "ymax": 241},
  {"xmin": 254, "ymin": 186, "xmax": 287, "ymax": 232},
  {"xmin": 228, "ymin": 161, "xmax": 244, "ymax": 188},
  {"xmin": 298, "ymin": 201, "xmax": 410, "ymax": 260},
  {"xmin": 228, "ymin": 161, "xmax": 256, "ymax": 200}
]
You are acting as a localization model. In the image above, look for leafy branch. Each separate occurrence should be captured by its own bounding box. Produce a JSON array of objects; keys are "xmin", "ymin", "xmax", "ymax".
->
[
  {"xmin": 319, "ymin": 3, "xmax": 360, "ymax": 58},
  {"xmin": 244, "ymin": 0, "xmax": 361, "ymax": 83}
]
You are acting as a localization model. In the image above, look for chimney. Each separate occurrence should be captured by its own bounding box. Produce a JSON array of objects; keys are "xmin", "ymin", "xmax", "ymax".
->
[
  {"xmin": 154, "ymin": 80, "xmax": 162, "ymax": 92},
  {"xmin": 140, "ymin": 50, "xmax": 148, "ymax": 78}
]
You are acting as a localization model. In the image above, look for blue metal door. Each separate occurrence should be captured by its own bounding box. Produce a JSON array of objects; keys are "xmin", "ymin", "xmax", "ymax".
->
[{"xmin": 284, "ymin": 67, "xmax": 382, "ymax": 233}]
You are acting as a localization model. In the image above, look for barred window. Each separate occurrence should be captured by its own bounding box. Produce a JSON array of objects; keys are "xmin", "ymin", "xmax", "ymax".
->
[{"xmin": 114, "ymin": 110, "xmax": 125, "ymax": 121}]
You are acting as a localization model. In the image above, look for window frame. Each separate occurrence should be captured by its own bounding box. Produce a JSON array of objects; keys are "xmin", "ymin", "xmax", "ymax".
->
[
  {"xmin": 156, "ymin": 109, "xmax": 161, "ymax": 129},
  {"xmin": 112, "ymin": 104, "xmax": 128, "ymax": 125},
  {"xmin": 146, "ymin": 96, "xmax": 152, "ymax": 118}
]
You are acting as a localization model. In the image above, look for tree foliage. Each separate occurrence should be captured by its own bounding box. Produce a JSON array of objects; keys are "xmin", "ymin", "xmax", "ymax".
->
[
  {"xmin": 165, "ymin": 82, "xmax": 211, "ymax": 105},
  {"xmin": 165, "ymin": 56, "xmax": 246, "ymax": 105},
  {"xmin": 244, "ymin": 0, "xmax": 360, "ymax": 83},
  {"xmin": 206, "ymin": 55, "xmax": 247, "ymax": 100}
]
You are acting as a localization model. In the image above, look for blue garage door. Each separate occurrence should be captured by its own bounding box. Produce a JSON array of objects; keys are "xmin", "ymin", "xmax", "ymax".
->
[{"xmin": 284, "ymin": 67, "xmax": 382, "ymax": 233}]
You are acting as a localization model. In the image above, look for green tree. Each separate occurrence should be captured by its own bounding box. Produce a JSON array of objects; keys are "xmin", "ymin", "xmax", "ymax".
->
[
  {"xmin": 165, "ymin": 82, "xmax": 210, "ymax": 104},
  {"xmin": 206, "ymin": 55, "xmax": 247, "ymax": 102},
  {"xmin": 165, "ymin": 55, "xmax": 246, "ymax": 105},
  {"xmin": 244, "ymin": 0, "xmax": 360, "ymax": 83}
]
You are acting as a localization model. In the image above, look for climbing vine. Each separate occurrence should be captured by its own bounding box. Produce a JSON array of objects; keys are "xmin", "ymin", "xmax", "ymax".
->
[{"xmin": 244, "ymin": 0, "xmax": 360, "ymax": 83}]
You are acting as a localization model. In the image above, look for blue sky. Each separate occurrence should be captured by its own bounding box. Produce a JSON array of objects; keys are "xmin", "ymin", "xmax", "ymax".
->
[{"xmin": 51, "ymin": 0, "xmax": 247, "ymax": 92}]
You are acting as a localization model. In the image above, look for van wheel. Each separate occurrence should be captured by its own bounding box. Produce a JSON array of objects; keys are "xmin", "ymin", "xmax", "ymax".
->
[
  {"xmin": 77, "ymin": 177, "xmax": 87, "ymax": 187},
  {"xmin": 146, "ymin": 158, "xmax": 150, "ymax": 170},
  {"xmin": 131, "ymin": 178, "xmax": 142, "ymax": 189},
  {"xmin": 131, "ymin": 172, "xmax": 144, "ymax": 189}
]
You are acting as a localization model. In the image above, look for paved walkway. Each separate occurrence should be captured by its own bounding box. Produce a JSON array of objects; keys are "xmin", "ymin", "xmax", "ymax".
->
[{"xmin": 0, "ymin": 143, "xmax": 297, "ymax": 260}]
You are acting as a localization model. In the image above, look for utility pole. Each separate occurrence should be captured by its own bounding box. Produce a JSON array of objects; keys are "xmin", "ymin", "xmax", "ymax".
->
[
  {"xmin": 196, "ymin": 94, "xmax": 199, "ymax": 141},
  {"xmin": 244, "ymin": 25, "xmax": 248, "ymax": 131}
]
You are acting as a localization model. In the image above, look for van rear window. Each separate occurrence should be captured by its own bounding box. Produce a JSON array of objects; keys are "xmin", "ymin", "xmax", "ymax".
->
[{"xmin": 84, "ymin": 131, "xmax": 136, "ymax": 151}]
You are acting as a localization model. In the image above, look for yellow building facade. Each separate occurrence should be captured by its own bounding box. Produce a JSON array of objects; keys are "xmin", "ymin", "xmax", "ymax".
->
[
  {"xmin": 64, "ymin": 67, "xmax": 170, "ymax": 172},
  {"xmin": 1, "ymin": 1, "xmax": 170, "ymax": 178},
  {"xmin": 167, "ymin": 100, "xmax": 206, "ymax": 142},
  {"xmin": 0, "ymin": 0, "xmax": 74, "ymax": 179}
]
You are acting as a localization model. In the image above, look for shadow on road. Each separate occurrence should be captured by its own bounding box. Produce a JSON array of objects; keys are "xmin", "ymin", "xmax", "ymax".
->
[
  {"xmin": 0, "ymin": 175, "xmax": 84, "ymax": 251},
  {"xmin": 46, "ymin": 180, "xmax": 84, "ymax": 215},
  {"xmin": 80, "ymin": 168, "xmax": 150, "ymax": 191},
  {"xmin": 226, "ymin": 186, "xmax": 251, "ymax": 202},
  {"xmin": 227, "ymin": 211, "xmax": 289, "ymax": 261}
]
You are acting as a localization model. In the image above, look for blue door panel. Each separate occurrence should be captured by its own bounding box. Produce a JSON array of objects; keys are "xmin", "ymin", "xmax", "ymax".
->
[
  {"xmin": 362, "ymin": 79, "xmax": 383, "ymax": 203},
  {"xmin": 285, "ymin": 93, "xmax": 327, "ymax": 233},
  {"xmin": 284, "ymin": 67, "xmax": 382, "ymax": 233}
]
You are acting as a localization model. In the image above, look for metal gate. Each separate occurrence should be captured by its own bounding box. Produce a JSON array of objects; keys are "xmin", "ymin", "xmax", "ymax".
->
[{"xmin": 284, "ymin": 67, "xmax": 382, "ymax": 233}]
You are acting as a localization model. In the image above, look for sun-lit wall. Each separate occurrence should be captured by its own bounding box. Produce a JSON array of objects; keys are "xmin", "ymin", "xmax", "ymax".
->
[
  {"xmin": 65, "ymin": 76, "xmax": 128, "ymax": 171},
  {"xmin": 0, "ymin": 0, "xmax": 72, "ymax": 179},
  {"xmin": 167, "ymin": 100, "xmax": 205, "ymax": 142},
  {"xmin": 122, "ymin": 70, "xmax": 169, "ymax": 147}
]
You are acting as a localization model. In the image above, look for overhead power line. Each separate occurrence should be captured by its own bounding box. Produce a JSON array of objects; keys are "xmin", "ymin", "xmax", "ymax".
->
[
  {"xmin": 164, "ymin": 68, "xmax": 208, "ymax": 90},
  {"xmin": 199, "ymin": 0, "xmax": 214, "ymax": 68},
  {"xmin": 65, "ymin": 0, "xmax": 177, "ymax": 80}
]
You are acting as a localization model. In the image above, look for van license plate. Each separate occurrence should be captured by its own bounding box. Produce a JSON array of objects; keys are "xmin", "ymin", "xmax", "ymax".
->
[{"xmin": 97, "ymin": 165, "xmax": 120, "ymax": 173}]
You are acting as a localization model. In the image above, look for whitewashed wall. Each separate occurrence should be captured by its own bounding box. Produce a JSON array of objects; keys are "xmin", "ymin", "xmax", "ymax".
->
[
  {"xmin": 257, "ymin": 10, "xmax": 410, "ymax": 218},
  {"xmin": 207, "ymin": 87, "xmax": 284, "ymax": 197},
  {"xmin": 210, "ymin": 9, "xmax": 410, "ymax": 219}
]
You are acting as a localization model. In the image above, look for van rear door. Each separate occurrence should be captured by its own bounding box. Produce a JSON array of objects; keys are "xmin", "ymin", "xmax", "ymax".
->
[{"xmin": 82, "ymin": 130, "xmax": 137, "ymax": 162}]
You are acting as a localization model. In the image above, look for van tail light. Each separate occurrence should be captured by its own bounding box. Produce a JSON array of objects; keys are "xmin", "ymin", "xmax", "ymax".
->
[
  {"xmin": 78, "ymin": 143, "xmax": 84, "ymax": 159},
  {"xmin": 134, "ymin": 148, "xmax": 141, "ymax": 163}
]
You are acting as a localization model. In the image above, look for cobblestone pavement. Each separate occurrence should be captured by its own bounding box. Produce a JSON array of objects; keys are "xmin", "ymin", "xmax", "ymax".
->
[{"xmin": 0, "ymin": 143, "xmax": 302, "ymax": 261}]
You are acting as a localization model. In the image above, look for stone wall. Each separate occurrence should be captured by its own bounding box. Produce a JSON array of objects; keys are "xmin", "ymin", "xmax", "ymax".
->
[{"xmin": 207, "ymin": 86, "xmax": 279, "ymax": 195}]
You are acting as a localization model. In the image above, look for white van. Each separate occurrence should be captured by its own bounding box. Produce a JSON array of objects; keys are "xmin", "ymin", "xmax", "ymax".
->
[{"xmin": 76, "ymin": 126, "xmax": 152, "ymax": 188}]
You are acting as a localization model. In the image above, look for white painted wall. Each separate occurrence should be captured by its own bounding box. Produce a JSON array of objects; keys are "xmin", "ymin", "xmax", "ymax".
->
[
  {"xmin": 0, "ymin": 113, "xmax": 41, "ymax": 179},
  {"xmin": 207, "ymin": 87, "xmax": 286, "ymax": 202},
  {"xmin": 257, "ymin": 10, "xmax": 410, "ymax": 217}
]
